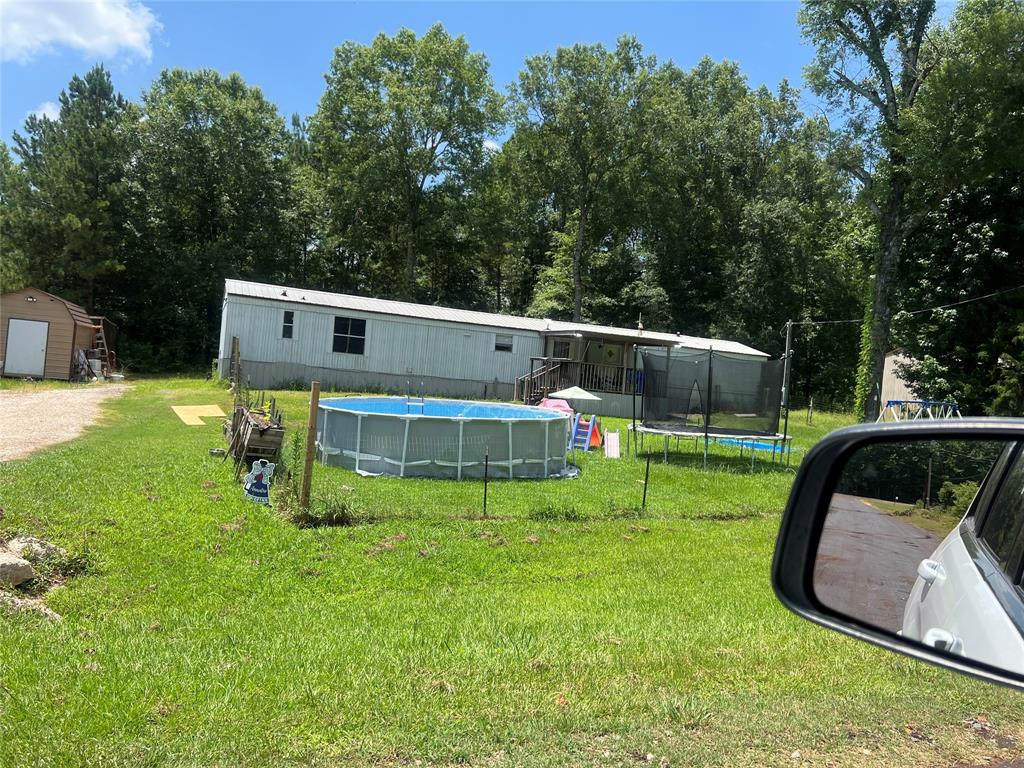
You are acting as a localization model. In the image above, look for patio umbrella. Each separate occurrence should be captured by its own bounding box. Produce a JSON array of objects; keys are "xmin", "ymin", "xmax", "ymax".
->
[{"xmin": 548, "ymin": 386, "xmax": 602, "ymax": 401}]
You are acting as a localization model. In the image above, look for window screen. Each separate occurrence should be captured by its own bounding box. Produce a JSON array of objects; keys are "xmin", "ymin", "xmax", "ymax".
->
[
  {"xmin": 333, "ymin": 316, "xmax": 366, "ymax": 355},
  {"xmin": 552, "ymin": 340, "xmax": 570, "ymax": 359},
  {"xmin": 978, "ymin": 446, "xmax": 1024, "ymax": 576},
  {"xmin": 282, "ymin": 310, "xmax": 294, "ymax": 339},
  {"xmin": 495, "ymin": 334, "xmax": 513, "ymax": 352}
]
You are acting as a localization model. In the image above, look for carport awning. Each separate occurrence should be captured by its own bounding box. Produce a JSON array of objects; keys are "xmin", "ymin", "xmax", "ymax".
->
[{"xmin": 541, "ymin": 324, "xmax": 767, "ymax": 356}]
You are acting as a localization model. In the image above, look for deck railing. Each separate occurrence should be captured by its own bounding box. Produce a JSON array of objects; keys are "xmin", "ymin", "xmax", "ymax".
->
[{"xmin": 515, "ymin": 358, "xmax": 643, "ymax": 403}]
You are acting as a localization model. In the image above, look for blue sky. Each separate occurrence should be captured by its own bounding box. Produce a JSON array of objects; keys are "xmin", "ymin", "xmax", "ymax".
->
[{"xmin": 2, "ymin": 1, "xmax": 817, "ymax": 142}]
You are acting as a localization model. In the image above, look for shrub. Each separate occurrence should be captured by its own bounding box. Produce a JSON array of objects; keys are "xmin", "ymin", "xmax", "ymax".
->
[
  {"xmin": 279, "ymin": 429, "xmax": 305, "ymax": 498},
  {"xmin": 299, "ymin": 487, "xmax": 360, "ymax": 528},
  {"xmin": 936, "ymin": 480, "xmax": 979, "ymax": 517}
]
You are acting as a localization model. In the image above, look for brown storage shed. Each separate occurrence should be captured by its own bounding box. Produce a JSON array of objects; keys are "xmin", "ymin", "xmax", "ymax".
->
[{"xmin": 0, "ymin": 288, "xmax": 96, "ymax": 380}]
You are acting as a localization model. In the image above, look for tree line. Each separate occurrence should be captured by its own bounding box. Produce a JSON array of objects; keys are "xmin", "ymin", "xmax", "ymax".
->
[{"xmin": 2, "ymin": 0, "xmax": 1021, "ymax": 416}]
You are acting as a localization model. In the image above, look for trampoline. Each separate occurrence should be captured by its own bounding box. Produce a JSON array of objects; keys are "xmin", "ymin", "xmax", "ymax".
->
[
  {"xmin": 317, "ymin": 396, "xmax": 571, "ymax": 479},
  {"xmin": 629, "ymin": 346, "xmax": 791, "ymax": 468},
  {"xmin": 627, "ymin": 423, "xmax": 792, "ymax": 468}
]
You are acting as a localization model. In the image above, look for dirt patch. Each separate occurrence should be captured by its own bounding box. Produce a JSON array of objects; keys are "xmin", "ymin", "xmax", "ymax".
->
[
  {"xmin": 367, "ymin": 532, "xmax": 409, "ymax": 556},
  {"xmin": 0, "ymin": 384, "xmax": 127, "ymax": 461}
]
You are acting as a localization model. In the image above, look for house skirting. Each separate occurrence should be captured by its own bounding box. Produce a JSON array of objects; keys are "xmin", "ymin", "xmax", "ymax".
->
[{"xmin": 222, "ymin": 359, "xmax": 515, "ymax": 401}]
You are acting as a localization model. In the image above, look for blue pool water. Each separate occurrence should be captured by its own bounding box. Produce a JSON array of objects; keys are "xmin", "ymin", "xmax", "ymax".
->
[
  {"xmin": 718, "ymin": 437, "xmax": 787, "ymax": 452},
  {"xmin": 320, "ymin": 396, "xmax": 566, "ymax": 420}
]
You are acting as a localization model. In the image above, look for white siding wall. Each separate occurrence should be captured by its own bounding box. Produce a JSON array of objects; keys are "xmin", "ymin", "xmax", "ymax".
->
[
  {"xmin": 881, "ymin": 351, "xmax": 917, "ymax": 404},
  {"xmin": 218, "ymin": 295, "xmax": 543, "ymax": 388}
]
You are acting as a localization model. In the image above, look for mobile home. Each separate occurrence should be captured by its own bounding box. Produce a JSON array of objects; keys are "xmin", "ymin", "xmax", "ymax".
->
[{"xmin": 217, "ymin": 279, "xmax": 768, "ymax": 417}]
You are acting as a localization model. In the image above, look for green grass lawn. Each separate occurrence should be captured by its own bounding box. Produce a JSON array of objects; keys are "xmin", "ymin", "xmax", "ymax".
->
[
  {"xmin": 864, "ymin": 499, "xmax": 963, "ymax": 538},
  {"xmin": 0, "ymin": 379, "xmax": 1021, "ymax": 767}
]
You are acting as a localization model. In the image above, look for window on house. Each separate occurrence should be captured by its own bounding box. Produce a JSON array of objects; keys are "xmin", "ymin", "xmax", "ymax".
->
[
  {"xmin": 495, "ymin": 333, "xmax": 513, "ymax": 352},
  {"xmin": 282, "ymin": 310, "xmax": 294, "ymax": 339},
  {"xmin": 333, "ymin": 316, "xmax": 366, "ymax": 354},
  {"xmin": 552, "ymin": 340, "xmax": 570, "ymax": 359}
]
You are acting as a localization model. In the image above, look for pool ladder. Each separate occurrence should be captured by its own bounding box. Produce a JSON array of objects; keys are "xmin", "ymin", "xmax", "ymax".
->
[{"xmin": 405, "ymin": 380, "xmax": 426, "ymax": 413}]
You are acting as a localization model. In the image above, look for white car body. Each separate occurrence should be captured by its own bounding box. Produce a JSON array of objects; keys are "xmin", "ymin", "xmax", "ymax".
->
[
  {"xmin": 902, "ymin": 524, "xmax": 1024, "ymax": 675},
  {"xmin": 902, "ymin": 445, "xmax": 1024, "ymax": 676}
]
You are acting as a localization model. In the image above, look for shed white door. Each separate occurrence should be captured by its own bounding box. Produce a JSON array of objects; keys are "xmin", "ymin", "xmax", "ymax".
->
[{"xmin": 5, "ymin": 319, "xmax": 48, "ymax": 376}]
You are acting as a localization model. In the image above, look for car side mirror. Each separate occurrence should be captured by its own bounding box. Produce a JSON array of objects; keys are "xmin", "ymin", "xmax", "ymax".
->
[{"xmin": 772, "ymin": 419, "xmax": 1024, "ymax": 691}]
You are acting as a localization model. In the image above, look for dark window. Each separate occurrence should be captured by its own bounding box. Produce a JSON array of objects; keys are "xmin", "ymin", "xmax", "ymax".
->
[
  {"xmin": 282, "ymin": 310, "xmax": 294, "ymax": 339},
  {"xmin": 552, "ymin": 340, "xmax": 570, "ymax": 359},
  {"xmin": 971, "ymin": 442, "xmax": 1017, "ymax": 530},
  {"xmin": 495, "ymin": 333, "xmax": 513, "ymax": 352},
  {"xmin": 978, "ymin": 446, "xmax": 1024, "ymax": 576},
  {"xmin": 333, "ymin": 316, "xmax": 366, "ymax": 355}
]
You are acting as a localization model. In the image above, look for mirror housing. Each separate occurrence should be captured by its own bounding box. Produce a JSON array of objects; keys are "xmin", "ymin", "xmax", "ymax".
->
[{"xmin": 772, "ymin": 418, "xmax": 1024, "ymax": 691}]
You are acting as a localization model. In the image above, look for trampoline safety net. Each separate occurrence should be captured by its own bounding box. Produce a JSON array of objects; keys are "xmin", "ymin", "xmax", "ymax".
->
[{"xmin": 640, "ymin": 348, "xmax": 784, "ymax": 436}]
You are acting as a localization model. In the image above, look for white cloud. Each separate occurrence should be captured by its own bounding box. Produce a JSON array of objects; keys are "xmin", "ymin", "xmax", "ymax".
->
[
  {"xmin": 28, "ymin": 100, "xmax": 60, "ymax": 120},
  {"xmin": 1, "ymin": 0, "xmax": 160, "ymax": 63}
]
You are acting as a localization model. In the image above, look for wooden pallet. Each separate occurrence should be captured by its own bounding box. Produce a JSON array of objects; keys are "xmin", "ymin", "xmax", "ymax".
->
[{"xmin": 224, "ymin": 392, "xmax": 285, "ymax": 479}]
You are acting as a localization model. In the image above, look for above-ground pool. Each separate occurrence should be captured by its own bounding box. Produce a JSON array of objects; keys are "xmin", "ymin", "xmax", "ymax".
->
[{"xmin": 317, "ymin": 396, "xmax": 571, "ymax": 479}]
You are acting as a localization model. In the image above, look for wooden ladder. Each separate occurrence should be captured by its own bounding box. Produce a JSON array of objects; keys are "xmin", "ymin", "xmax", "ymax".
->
[{"xmin": 90, "ymin": 317, "xmax": 113, "ymax": 375}]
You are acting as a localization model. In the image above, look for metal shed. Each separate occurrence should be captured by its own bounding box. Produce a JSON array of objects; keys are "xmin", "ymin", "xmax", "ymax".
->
[{"xmin": 0, "ymin": 288, "xmax": 100, "ymax": 380}]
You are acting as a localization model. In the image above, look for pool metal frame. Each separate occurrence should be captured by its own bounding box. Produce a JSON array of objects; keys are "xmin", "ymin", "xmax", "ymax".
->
[{"xmin": 317, "ymin": 396, "xmax": 572, "ymax": 480}]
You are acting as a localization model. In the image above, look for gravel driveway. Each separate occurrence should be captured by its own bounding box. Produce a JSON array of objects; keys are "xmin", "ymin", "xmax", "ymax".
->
[
  {"xmin": 0, "ymin": 385, "xmax": 128, "ymax": 462},
  {"xmin": 814, "ymin": 493, "xmax": 941, "ymax": 632}
]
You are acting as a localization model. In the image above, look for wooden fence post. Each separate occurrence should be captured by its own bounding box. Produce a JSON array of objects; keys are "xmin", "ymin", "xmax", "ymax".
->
[
  {"xmin": 230, "ymin": 336, "xmax": 242, "ymax": 407},
  {"xmin": 641, "ymin": 452, "xmax": 651, "ymax": 514},
  {"xmin": 300, "ymin": 381, "xmax": 320, "ymax": 510}
]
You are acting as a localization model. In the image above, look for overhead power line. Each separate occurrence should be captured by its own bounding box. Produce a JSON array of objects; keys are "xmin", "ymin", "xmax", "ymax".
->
[
  {"xmin": 785, "ymin": 282, "xmax": 1024, "ymax": 330},
  {"xmin": 901, "ymin": 282, "xmax": 1024, "ymax": 316},
  {"xmin": 790, "ymin": 318, "xmax": 861, "ymax": 327}
]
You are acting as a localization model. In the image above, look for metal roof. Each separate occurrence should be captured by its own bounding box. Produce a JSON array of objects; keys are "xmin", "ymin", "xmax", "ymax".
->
[{"xmin": 224, "ymin": 279, "xmax": 768, "ymax": 357}]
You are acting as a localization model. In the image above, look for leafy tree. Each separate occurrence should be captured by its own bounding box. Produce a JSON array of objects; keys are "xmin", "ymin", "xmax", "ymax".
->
[
  {"xmin": 280, "ymin": 114, "xmax": 331, "ymax": 288},
  {"xmin": 892, "ymin": 0, "xmax": 1024, "ymax": 414},
  {"xmin": 800, "ymin": 0, "xmax": 939, "ymax": 420},
  {"xmin": 992, "ymin": 323, "xmax": 1024, "ymax": 415},
  {"xmin": 5, "ymin": 65, "xmax": 138, "ymax": 311},
  {"xmin": 527, "ymin": 217, "xmax": 578, "ymax": 321},
  {"xmin": 634, "ymin": 59, "xmax": 862, "ymax": 406},
  {"xmin": 122, "ymin": 68, "xmax": 292, "ymax": 368},
  {"xmin": 473, "ymin": 130, "xmax": 565, "ymax": 316},
  {"xmin": 312, "ymin": 25, "xmax": 504, "ymax": 300},
  {"xmin": 0, "ymin": 143, "xmax": 30, "ymax": 293},
  {"xmin": 511, "ymin": 37, "xmax": 657, "ymax": 321},
  {"xmin": 643, "ymin": 58, "xmax": 763, "ymax": 334}
]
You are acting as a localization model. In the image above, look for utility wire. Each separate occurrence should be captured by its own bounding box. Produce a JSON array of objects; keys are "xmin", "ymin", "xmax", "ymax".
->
[
  {"xmin": 901, "ymin": 282, "xmax": 1024, "ymax": 316},
  {"xmin": 790, "ymin": 318, "xmax": 861, "ymax": 326},
  {"xmin": 785, "ymin": 282, "xmax": 1024, "ymax": 330}
]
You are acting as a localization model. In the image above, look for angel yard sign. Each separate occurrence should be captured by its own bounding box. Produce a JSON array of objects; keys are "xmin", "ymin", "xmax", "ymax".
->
[{"xmin": 243, "ymin": 459, "xmax": 275, "ymax": 504}]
